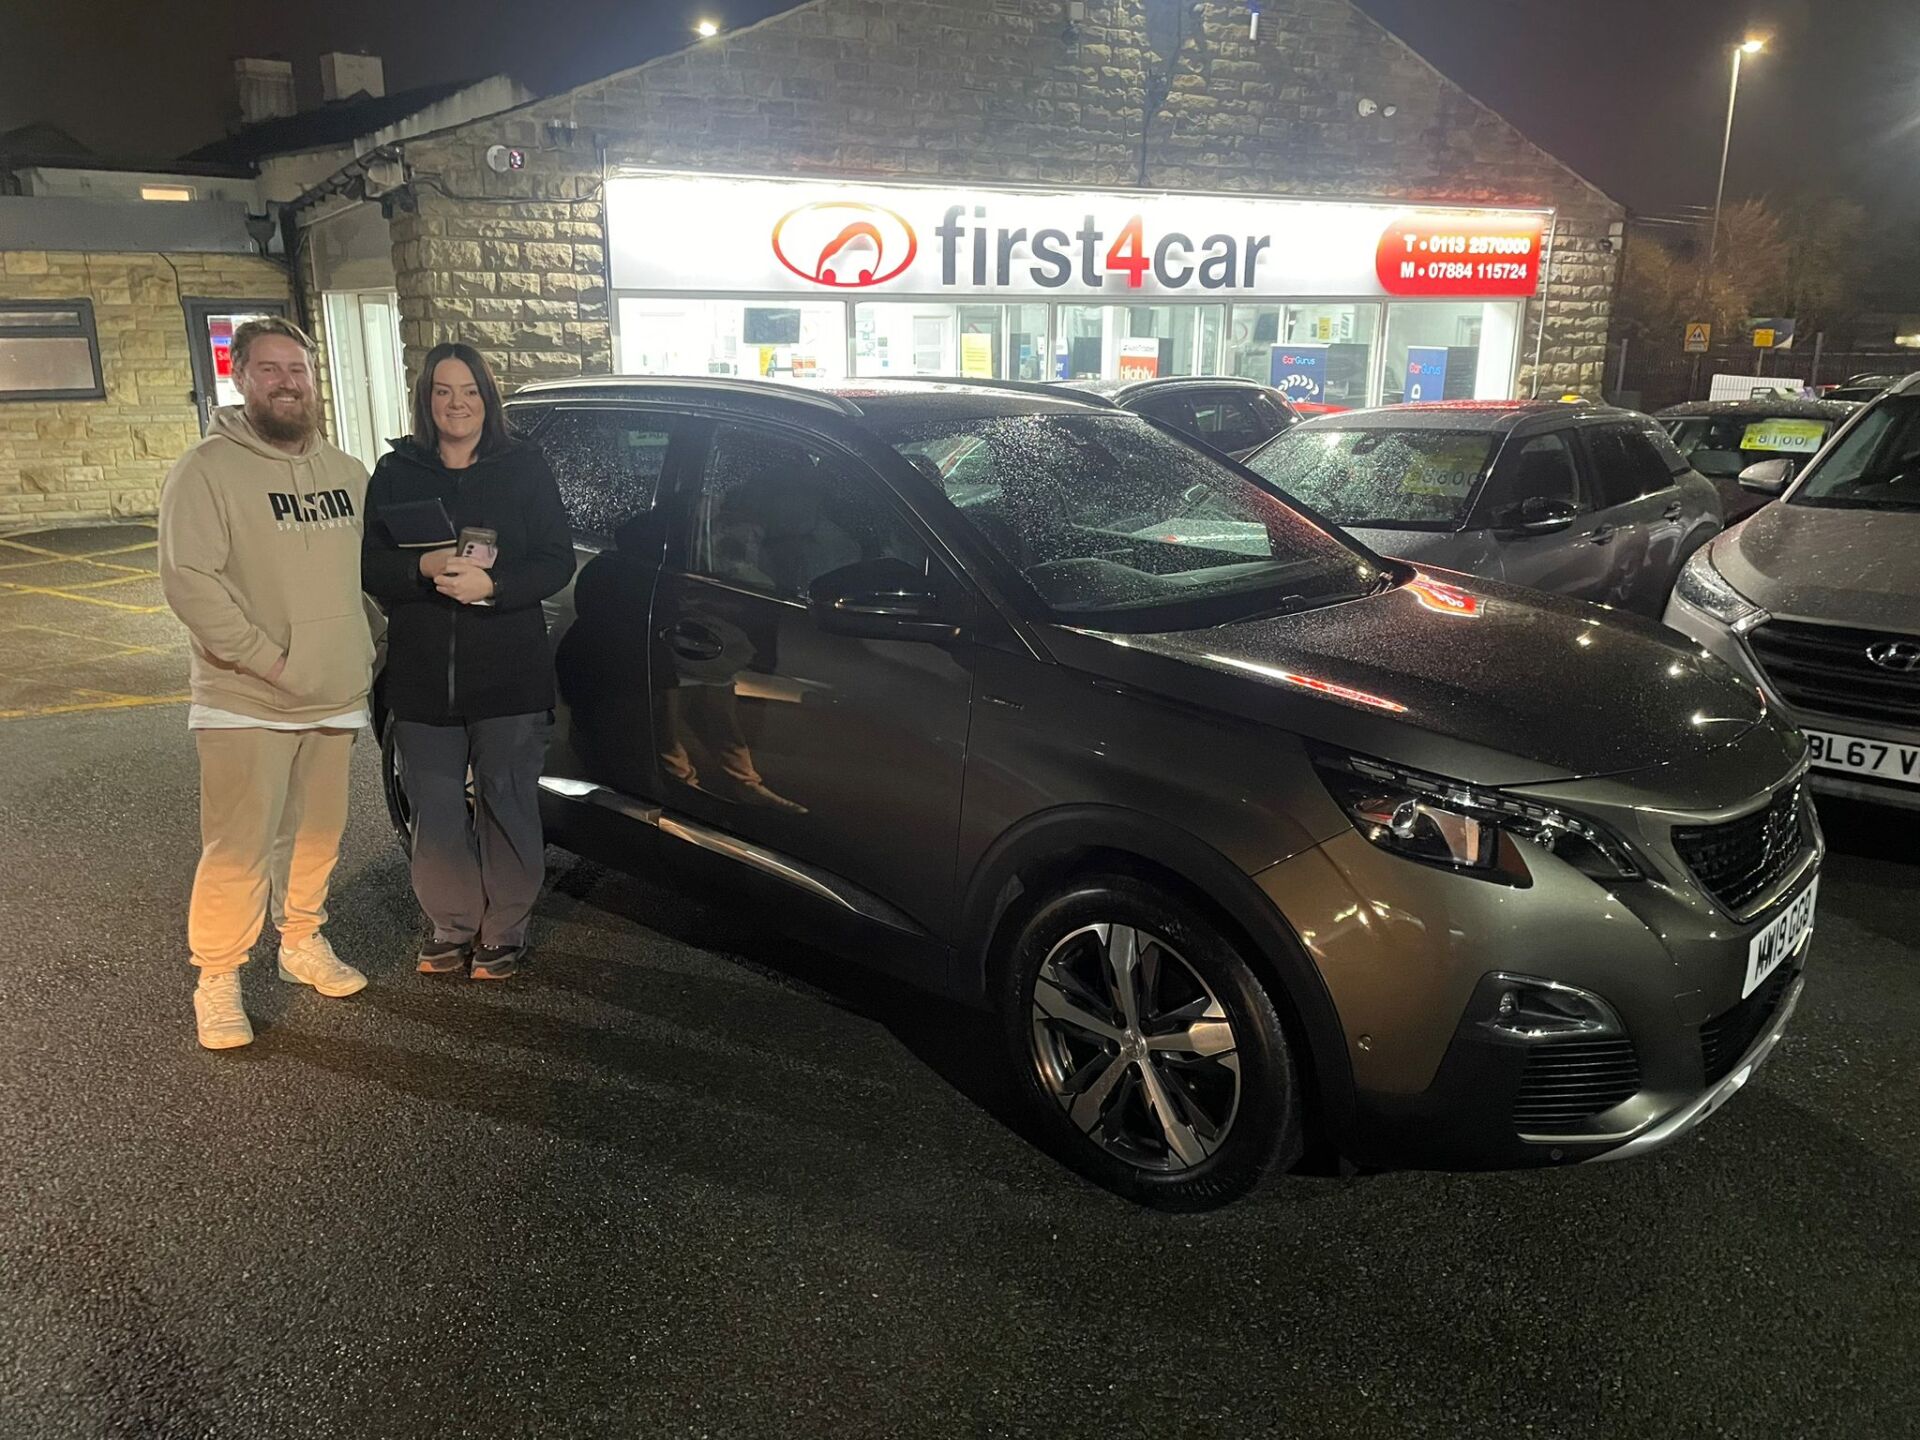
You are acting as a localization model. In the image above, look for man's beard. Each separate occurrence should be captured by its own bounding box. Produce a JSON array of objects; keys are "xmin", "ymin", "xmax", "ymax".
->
[{"xmin": 246, "ymin": 389, "xmax": 321, "ymax": 444}]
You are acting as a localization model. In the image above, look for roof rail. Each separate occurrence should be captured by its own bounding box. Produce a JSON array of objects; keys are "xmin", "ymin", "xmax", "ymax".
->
[{"xmin": 509, "ymin": 374, "xmax": 866, "ymax": 417}]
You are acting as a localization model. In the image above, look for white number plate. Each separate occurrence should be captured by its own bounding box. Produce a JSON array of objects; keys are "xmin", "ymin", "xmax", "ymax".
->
[
  {"xmin": 1807, "ymin": 730, "xmax": 1920, "ymax": 787},
  {"xmin": 1745, "ymin": 877, "xmax": 1817, "ymax": 999}
]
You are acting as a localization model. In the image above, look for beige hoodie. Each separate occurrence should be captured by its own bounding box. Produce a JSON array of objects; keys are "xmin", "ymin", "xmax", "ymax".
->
[{"xmin": 157, "ymin": 406, "xmax": 373, "ymax": 724}]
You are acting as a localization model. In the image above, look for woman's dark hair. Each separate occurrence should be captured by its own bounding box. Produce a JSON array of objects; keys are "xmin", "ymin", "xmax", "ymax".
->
[{"xmin": 411, "ymin": 343, "xmax": 510, "ymax": 457}]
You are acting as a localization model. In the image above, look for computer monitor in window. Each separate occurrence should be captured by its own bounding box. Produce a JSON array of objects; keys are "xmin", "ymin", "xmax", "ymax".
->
[{"xmin": 743, "ymin": 308, "xmax": 802, "ymax": 345}]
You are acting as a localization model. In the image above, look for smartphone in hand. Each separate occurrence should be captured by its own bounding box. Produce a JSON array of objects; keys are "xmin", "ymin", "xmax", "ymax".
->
[{"xmin": 455, "ymin": 527, "xmax": 499, "ymax": 607}]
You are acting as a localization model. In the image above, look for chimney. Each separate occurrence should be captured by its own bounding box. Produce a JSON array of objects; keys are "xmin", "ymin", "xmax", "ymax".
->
[
  {"xmin": 320, "ymin": 53, "xmax": 385, "ymax": 103},
  {"xmin": 233, "ymin": 58, "xmax": 297, "ymax": 126}
]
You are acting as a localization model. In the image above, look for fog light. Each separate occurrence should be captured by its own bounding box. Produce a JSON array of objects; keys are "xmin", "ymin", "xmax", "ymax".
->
[{"xmin": 1479, "ymin": 973, "xmax": 1623, "ymax": 1040}]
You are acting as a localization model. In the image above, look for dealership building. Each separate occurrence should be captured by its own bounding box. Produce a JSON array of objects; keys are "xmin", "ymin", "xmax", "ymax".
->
[{"xmin": 3, "ymin": 0, "xmax": 1626, "ymax": 520}]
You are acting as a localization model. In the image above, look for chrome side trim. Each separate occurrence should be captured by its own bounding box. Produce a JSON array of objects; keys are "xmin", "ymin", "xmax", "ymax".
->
[
  {"xmin": 1579, "ymin": 973, "xmax": 1804, "ymax": 1163},
  {"xmin": 537, "ymin": 776, "xmax": 925, "ymax": 935},
  {"xmin": 539, "ymin": 776, "xmax": 661, "ymax": 825}
]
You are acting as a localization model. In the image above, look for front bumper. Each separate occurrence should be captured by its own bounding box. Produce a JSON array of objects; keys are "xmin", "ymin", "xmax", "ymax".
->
[
  {"xmin": 1258, "ymin": 775, "xmax": 1819, "ymax": 1170},
  {"xmin": 1663, "ymin": 591, "xmax": 1920, "ymax": 812}
]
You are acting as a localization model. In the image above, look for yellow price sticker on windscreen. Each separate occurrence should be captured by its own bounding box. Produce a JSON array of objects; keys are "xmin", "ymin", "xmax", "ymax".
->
[
  {"xmin": 1742, "ymin": 419, "xmax": 1827, "ymax": 454},
  {"xmin": 1401, "ymin": 437, "xmax": 1490, "ymax": 497}
]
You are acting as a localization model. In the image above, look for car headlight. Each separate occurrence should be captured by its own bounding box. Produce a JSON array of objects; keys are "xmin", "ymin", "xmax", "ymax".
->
[
  {"xmin": 1314, "ymin": 750, "xmax": 1643, "ymax": 881},
  {"xmin": 1674, "ymin": 547, "xmax": 1766, "ymax": 631}
]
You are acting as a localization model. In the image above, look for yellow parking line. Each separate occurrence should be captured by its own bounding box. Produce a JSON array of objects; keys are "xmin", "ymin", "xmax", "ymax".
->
[
  {"xmin": 0, "ymin": 537, "xmax": 155, "ymax": 577},
  {"xmin": 59, "ymin": 573, "xmax": 160, "ymax": 592},
  {"xmin": 0, "ymin": 691, "xmax": 189, "ymax": 721},
  {"xmin": 0, "ymin": 582, "xmax": 168, "ymax": 613}
]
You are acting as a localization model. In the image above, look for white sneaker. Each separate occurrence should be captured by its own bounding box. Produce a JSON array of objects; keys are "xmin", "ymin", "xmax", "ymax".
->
[
  {"xmin": 194, "ymin": 969, "xmax": 254, "ymax": 1050},
  {"xmin": 277, "ymin": 932, "xmax": 369, "ymax": 997}
]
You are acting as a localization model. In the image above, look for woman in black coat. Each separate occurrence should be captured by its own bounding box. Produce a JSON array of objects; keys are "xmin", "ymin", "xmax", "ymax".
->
[{"xmin": 362, "ymin": 343, "xmax": 574, "ymax": 980}]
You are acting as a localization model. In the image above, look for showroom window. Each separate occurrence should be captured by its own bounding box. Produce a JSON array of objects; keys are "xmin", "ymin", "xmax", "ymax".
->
[
  {"xmin": 1379, "ymin": 302, "xmax": 1520, "ymax": 404},
  {"xmin": 617, "ymin": 297, "xmax": 847, "ymax": 380},
  {"xmin": 0, "ymin": 301, "xmax": 105, "ymax": 403},
  {"xmin": 1224, "ymin": 303, "xmax": 1379, "ymax": 408},
  {"xmin": 1055, "ymin": 304, "xmax": 1222, "ymax": 381},
  {"xmin": 853, "ymin": 302, "xmax": 1048, "ymax": 379}
]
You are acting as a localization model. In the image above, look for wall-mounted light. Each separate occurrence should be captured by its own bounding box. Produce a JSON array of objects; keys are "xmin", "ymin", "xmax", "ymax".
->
[
  {"xmin": 140, "ymin": 185, "xmax": 194, "ymax": 202},
  {"xmin": 695, "ymin": 18, "xmax": 720, "ymax": 38}
]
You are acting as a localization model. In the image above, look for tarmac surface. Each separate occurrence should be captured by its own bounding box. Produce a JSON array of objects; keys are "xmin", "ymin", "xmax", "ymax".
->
[{"xmin": 1, "ymin": 522, "xmax": 1915, "ymax": 1439}]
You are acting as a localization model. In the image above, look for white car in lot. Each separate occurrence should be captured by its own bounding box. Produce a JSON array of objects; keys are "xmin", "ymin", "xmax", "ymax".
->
[{"xmin": 1665, "ymin": 373, "xmax": 1920, "ymax": 809}]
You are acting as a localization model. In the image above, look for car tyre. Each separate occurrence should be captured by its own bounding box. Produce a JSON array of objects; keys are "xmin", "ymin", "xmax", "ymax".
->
[{"xmin": 997, "ymin": 874, "xmax": 1302, "ymax": 1210}]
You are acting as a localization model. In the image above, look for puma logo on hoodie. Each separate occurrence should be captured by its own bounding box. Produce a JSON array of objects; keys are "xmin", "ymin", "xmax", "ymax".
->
[
  {"xmin": 158, "ymin": 406, "xmax": 376, "ymax": 725},
  {"xmin": 268, "ymin": 488, "xmax": 358, "ymax": 530}
]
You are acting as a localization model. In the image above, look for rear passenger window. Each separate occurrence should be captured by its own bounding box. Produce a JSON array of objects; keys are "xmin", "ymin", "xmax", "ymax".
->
[
  {"xmin": 535, "ymin": 409, "xmax": 674, "ymax": 542},
  {"xmin": 1582, "ymin": 425, "xmax": 1675, "ymax": 508},
  {"xmin": 1187, "ymin": 394, "xmax": 1268, "ymax": 454}
]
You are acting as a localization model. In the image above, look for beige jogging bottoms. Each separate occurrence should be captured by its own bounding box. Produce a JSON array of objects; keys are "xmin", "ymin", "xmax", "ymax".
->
[{"xmin": 189, "ymin": 727, "xmax": 355, "ymax": 971}]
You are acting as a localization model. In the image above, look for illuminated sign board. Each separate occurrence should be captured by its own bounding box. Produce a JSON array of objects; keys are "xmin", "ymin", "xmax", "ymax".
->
[{"xmin": 608, "ymin": 174, "xmax": 1549, "ymax": 301}]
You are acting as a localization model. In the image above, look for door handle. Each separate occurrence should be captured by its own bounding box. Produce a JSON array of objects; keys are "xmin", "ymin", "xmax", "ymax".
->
[
  {"xmin": 665, "ymin": 621, "xmax": 723, "ymax": 662},
  {"xmin": 1585, "ymin": 525, "xmax": 1615, "ymax": 544},
  {"xmin": 1662, "ymin": 501, "xmax": 1684, "ymax": 520}
]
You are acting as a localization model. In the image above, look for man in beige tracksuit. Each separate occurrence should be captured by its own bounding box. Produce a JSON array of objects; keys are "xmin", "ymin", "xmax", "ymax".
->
[{"xmin": 157, "ymin": 317, "xmax": 375, "ymax": 1050}]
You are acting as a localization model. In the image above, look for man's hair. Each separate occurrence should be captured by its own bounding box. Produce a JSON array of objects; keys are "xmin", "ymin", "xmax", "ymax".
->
[
  {"xmin": 411, "ymin": 342, "xmax": 511, "ymax": 458},
  {"xmin": 231, "ymin": 316, "xmax": 317, "ymax": 373}
]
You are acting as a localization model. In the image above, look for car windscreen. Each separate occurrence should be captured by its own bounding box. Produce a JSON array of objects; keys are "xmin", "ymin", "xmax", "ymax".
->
[
  {"xmin": 877, "ymin": 412, "xmax": 1389, "ymax": 630},
  {"xmin": 1667, "ymin": 415, "xmax": 1834, "ymax": 479},
  {"xmin": 1243, "ymin": 427, "xmax": 1497, "ymax": 530},
  {"xmin": 1793, "ymin": 396, "xmax": 1920, "ymax": 512}
]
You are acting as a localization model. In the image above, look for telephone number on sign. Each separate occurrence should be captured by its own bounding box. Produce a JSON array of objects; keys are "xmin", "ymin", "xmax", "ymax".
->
[
  {"xmin": 1420, "ymin": 262, "xmax": 1534, "ymax": 282},
  {"xmin": 1424, "ymin": 234, "xmax": 1537, "ymax": 256}
]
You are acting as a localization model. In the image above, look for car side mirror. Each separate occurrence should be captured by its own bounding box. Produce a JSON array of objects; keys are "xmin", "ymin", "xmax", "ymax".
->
[
  {"xmin": 1499, "ymin": 496, "xmax": 1579, "ymax": 534},
  {"xmin": 808, "ymin": 557, "xmax": 964, "ymax": 643},
  {"xmin": 1738, "ymin": 457, "xmax": 1796, "ymax": 496}
]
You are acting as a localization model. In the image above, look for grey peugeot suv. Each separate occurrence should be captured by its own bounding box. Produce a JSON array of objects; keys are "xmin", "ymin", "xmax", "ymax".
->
[
  {"xmin": 1243, "ymin": 402, "xmax": 1722, "ymax": 615},
  {"xmin": 1664, "ymin": 372, "xmax": 1920, "ymax": 811},
  {"xmin": 377, "ymin": 377, "xmax": 1820, "ymax": 1210}
]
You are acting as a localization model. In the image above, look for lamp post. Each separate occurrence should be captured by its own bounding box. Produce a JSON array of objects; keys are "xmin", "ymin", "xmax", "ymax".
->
[
  {"xmin": 1705, "ymin": 39, "xmax": 1766, "ymax": 283},
  {"xmin": 1692, "ymin": 38, "xmax": 1765, "ymax": 397}
]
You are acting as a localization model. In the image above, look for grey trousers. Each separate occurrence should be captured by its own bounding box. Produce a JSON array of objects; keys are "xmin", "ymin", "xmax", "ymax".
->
[{"xmin": 394, "ymin": 712, "xmax": 552, "ymax": 950}]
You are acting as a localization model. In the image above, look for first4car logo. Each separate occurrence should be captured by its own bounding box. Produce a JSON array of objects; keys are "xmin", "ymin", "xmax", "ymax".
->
[
  {"xmin": 772, "ymin": 201, "xmax": 919, "ymax": 288},
  {"xmin": 769, "ymin": 197, "xmax": 1546, "ymax": 297}
]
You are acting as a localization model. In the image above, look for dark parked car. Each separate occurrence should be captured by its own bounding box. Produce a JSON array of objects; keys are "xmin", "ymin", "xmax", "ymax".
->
[
  {"xmin": 1819, "ymin": 373, "xmax": 1909, "ymax": 404},
  {"xmin": 1242, "ymin": 402, "xmax": 1722, "ymax": 616},
  {"xmin": 1657, "ymin": 396, "xmax": 1857, "ymax": 522},
  {"xmin": 1056, "ymin": 375, "xmax": 1301, "ymax": 459},
  {"xmin": 380, "ymin": 377, "xmax": 1818, "ymax": 1209}
]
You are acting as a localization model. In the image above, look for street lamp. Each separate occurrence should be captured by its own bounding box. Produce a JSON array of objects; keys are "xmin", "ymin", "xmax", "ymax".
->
[
  {"xmin": 1705, "ymin": 38, "xmax": 1767, "ymax": 284},
  {"xmin": 694, "ymin": 18, "xmax": 720, "ymax": 38}
]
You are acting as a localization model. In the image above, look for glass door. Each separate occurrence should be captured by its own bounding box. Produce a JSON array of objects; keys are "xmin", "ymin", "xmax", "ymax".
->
[{"xmin": 324, "ymin": 290, "xmax": 407, "ymax": 468}]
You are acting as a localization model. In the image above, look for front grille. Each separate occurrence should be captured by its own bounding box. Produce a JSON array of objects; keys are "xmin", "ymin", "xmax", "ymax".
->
[
  {"xmin": 1747, "ymin": 619, "xmax": 1920, "ymax": 729},
  {"xmin": 1700, "ymin": 965, "xmax": 1796, "ymax": 1084},
  {"xmin": 1513, "ymin": 1038, "xmax": 1641, "ymax": 1132},
  {"xmin": 1672, "ymin": 783, "xmax": 1810, "ymax": 915}
]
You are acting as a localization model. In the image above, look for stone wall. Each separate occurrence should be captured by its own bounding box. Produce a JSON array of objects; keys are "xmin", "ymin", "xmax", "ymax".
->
[
  {"xmin": 0, "ymin": 251, "xmax": 291, "ymax": 524},
  {"xmin": 382, "ymin": 0, "xmax": 1622, "ymax": 393}
]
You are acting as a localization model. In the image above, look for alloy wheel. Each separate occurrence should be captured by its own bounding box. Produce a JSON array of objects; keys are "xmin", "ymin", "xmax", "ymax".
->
[{"xmin": 1029, "ymin": 922, "xmax": 1242, "ymax": 1172}]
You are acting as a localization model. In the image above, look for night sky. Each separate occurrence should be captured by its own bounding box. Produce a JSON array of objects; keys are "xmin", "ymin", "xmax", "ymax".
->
[{"xmin": 4, "ymin": 0, "xmax": 1915, "ymax": 220}]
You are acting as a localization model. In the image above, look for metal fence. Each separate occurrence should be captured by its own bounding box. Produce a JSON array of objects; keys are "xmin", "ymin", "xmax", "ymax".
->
[{"xmin": 1602, "ymin": 338, "xmax": 1918, "ymax": 413}]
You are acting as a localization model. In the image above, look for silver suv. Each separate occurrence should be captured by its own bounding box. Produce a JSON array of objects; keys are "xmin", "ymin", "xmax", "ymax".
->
[{"xmin": 1664, "ymin": 373, "xmax": 1920, "ymax": 810}]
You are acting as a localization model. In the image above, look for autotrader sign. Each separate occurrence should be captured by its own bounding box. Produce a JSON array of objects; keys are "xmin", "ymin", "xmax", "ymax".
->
[{"xmin": 607, "ymin": 173, "xmax": 1550, "ymax": 301}]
